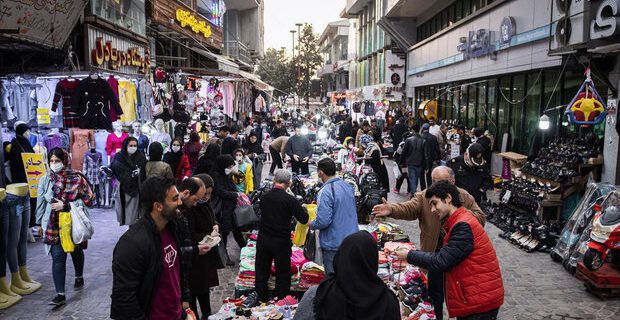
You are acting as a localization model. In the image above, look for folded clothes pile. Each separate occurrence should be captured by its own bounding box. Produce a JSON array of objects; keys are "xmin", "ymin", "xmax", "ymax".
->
[{"xmin": 297, "ymin": 262, "xmax": 325, "ymax": 290}]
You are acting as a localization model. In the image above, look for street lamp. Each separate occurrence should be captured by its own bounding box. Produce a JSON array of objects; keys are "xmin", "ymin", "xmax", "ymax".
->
[
  {"xmin": 538, "ymin": 114, "xmax": 551, "ymax": 130},
  {"xmin": 290, "ymin": 30, "xmax": 296, "ymax": 57},
  {"xmin": 295, "ymin": 23, "xmax": 303, "ymax": 109}
]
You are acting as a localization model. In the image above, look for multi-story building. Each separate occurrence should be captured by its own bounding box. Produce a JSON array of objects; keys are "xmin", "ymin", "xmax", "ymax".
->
[
  {"xmin": 317, "ymin": 20, "xmax": 350, "ymax": 102},
  {"xmin": 223, "ymin": 0, "xmax": 265, "ymax": 70},
  {"xmin": 344, "ymin": 0, "xmax": 406, "ymax": 105}
]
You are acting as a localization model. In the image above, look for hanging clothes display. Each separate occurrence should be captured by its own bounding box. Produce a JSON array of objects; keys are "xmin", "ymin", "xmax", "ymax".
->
[
  {"xmin": 138, "ymin": 78, "xmax": 154, "ymax": 122},
  {"xmin": 70, "ymin": 128, "xmax": 94, "ymax": 171},
  {"xmin": 72, "ymin": 76, "xmax": 123, "ymax": 130},
  {"xmin": 118, "ymin": 80, "xmax": 138, "ymax": 124},
  {"xmin": 36, "ymin": 78, "xmax": 63, "ymax": 127},
  {"xmin": 51, "ymin": 78, "xmax": 80, "ymax": 127},
  {"xmin": 107, "ymin": 75, "xmax": 121, "ymax": 122},
  {"xmin": 94, "ymin": 130, "xmax": 110, "ymax": 166},
  {"xmin": 105, "ymin": 132, "xmax": 129, "ymax": 162},
  {"xmin": 254, "ymin": 94, "xmax": 266, "ymax": 112},
  {"xmin": 83, "ymin": 152, "xmax": 102, "ymax": 186},
  {"xmin": 2, "ymin": 79, "xmax": 38, "ymax": 124},
  {"xmin": 43, "ymin": 130, "xmax": 68, "ymax": 150},
  {"xmin": 0, "ymin": 81, "xmax": 17, "ymax": 123},
  {"xmin": 220, "ymin": 82, "xmax": 235, "ymax": 117}
]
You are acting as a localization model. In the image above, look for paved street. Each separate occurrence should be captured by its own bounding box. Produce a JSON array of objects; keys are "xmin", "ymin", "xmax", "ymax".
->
[{"xmin": 1, "ymin": 161, "xmax": 619, "ymax": 319}]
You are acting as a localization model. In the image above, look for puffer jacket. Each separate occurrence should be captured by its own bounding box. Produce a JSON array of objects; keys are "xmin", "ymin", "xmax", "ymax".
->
[{"xmin": 406, "ymin": 207, "xmax": 504, "ymax": 318}]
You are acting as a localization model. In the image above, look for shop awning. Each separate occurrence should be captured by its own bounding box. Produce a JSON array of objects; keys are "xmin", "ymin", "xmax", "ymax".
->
[
  {"xmin": 189, "ymin": 46, "xmax": 240, "ymax": 74},
  {"xmin": 238, "ymin": 70, "xmax": 274, "ymax": 92}
]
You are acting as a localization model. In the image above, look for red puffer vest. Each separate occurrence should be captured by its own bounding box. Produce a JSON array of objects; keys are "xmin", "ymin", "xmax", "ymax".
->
[{"xmin": 443, "ymin": 207, "xmax": 504, "ymax": 317}]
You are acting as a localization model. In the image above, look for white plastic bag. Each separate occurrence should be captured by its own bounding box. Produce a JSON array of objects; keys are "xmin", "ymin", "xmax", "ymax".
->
[
  {"xmin": 392, "ymin": 164, "xmax": 402, "ymax": 180},
  {"xmin": 70, "ymin": 202, "xmax": 94, "ymax": 244}
]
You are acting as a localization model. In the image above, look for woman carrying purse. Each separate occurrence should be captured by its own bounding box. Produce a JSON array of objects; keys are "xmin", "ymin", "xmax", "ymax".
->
[{"xmin": 36, "ymin": 148, "xmax": 94, "ymax": 306}]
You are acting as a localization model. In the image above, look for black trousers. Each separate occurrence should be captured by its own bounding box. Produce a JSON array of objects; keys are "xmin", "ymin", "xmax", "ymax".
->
[
  {"xmin": 395, "ymin": 172, "xmax": 410, "ymax": 192},
  {"xmin": 419, "ymin": 168, "xmax": 433, "ymax": 190},
  {"xmin": 457, "ymin": 308, "xmax": 499, "ymax": 320},
  {"xmin": 222, "ymin": 229, "xmax": 246, "ymax": 252},
  {"xmin": 269, "ymin": 146, "xmax": 283, "ymax": 174},
  {"xmin": 190, "ymin": 291, "xmax": 211, "ymax": 319},
  {"xmin": 255, "ymin": 234, "xmax": 292, "ymax": 303},
  {"xmin": 428, "ymin": 269, "xmax": 444, "ymax": 320},
  {"xmin": 291, "ymin": 160, "xmax": 309, "ymax": 175}
]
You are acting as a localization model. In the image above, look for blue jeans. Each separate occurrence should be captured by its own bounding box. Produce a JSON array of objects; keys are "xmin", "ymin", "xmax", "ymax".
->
[
  {"xmin": 0, "ymin": 202, "xmax": 8, "ymax": 277},
  {"xmin": 408, "ymin": 166, "xmax": 422, "ymax": 193},
  {"xmin": 5, "ymin": 193, "xmax": 30, "ymax": 273},
  {"xmin": 322, "ymin": 249, "xmax": 338, "ymax": 276},
  {"xmin": 50, "ymin": 244, "xmax": 84, "ymax": 294}
]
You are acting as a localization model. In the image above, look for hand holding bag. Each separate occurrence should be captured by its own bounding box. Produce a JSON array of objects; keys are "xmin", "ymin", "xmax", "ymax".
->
[
  {"xmin": 233, "ymin": 193, "xmax": 259, "ymax": 227},
  {"xmin": 70, "ymin": 202, "xmax": 94, "ymax": 244}
]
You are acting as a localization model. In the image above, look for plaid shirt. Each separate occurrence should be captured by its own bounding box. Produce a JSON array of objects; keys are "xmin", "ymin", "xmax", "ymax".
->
[{"xmin": 82, "ymin": 152, "xmax": 102, "ymax": 185}]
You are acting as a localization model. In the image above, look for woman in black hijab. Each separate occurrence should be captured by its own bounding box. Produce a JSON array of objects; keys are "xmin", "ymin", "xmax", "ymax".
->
[
  {"xmin": 210, "ymin": 154, "xmax": 246, "ymax": 265},
  {"xmin": 294, "ymin": 231, "xmax": 400, "ymax": 320},
  {"xmin": 110, "ymin": 137, "xmax": 147, "ymax": 226},
  {"xmin": 195, "ymin": 142, "xmax": 221, "ymax": 175}
]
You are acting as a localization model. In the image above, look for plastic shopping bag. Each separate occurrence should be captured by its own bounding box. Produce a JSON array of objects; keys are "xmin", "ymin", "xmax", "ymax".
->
[
  {"xmin": 70, "ymin": 202, "xmax": 94, "ymax": 244},
  {"xmin": 59, "ymin": 212, "xmax": 75, "ymax": 253},
  {"xmin": 293, "ymin": 204, "xmax": 317, "ymax": 246},
  {"xmin": 392, "ymin": 164, "xmax": 402, "ymax": 180}
]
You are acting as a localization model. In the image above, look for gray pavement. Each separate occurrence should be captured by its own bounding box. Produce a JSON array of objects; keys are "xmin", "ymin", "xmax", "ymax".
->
[{"xmin": 1, "ymin": 160, "xmax": 619, "ymax": 319}]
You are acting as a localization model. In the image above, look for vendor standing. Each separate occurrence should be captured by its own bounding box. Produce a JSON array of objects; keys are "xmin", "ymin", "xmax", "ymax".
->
[
  {"xmin": 284, "ymin": 124, "xmax": 313, "ymax": 175},
  {"xmin": 254, "ymin": 169, "xmax": 308, "ymax": 305}
]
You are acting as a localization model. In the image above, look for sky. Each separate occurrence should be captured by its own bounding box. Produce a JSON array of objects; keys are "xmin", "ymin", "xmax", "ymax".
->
[{"xmin": 264, "ymin": 0, "xmax": 345, "ymax": 53}]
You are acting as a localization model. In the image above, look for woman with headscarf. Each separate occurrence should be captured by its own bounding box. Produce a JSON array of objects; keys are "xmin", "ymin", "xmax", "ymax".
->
[
  {"xmin": 184, "ymin": 131, "xmax": 203, "ymax": 173},
  {"xmin": 359, "ymin": 134, "xmax": 389, "ymax": 190},
  {"xmin": 232, "ymin": 148, "xmax": 254, "ymax": 195},
  {"xmin": 210, "ymin": 155, "xmax": 246, "ymax": 265},
  {"xmin": 164, "ymin": 137, "xmax": 191, "ymax": 184},
  {"xmin": 243, "ymin": 132, "xmax": 265, "ymax": 188},
  {"xmin": 145, "ymin": 142, "xmax": 174, "ymax": 180},
  {"xmin": 294, "ymin": 231, "xmax": 400, "ymax": 320},
  {"xmin": 195, "ymin": 142, "xmax": 221, "ymax": 175},
  {"xmin": 184, "ymin": 174, "xmax": 221, "ymax": 318},
  {"xmin": 110, "ymin": 137, "xmax": 147, "ymax": 226},
  {"xmin": 36, "ymin": 147, "xmax": 95, "ymax": 306}
]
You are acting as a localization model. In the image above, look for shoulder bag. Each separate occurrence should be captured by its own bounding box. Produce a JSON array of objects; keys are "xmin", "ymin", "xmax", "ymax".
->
[{"xmin": 233, "ymin": 193, "xmax": 259, "ymax": 227}]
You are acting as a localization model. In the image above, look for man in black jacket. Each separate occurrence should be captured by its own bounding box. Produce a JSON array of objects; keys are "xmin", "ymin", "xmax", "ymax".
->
[
  {"xmin": 391, "ymin": 117, "xmax": 408, "ymax": 150},
  {"xmin": 420, "ymin": 123, "xmax": 441, "ymax": 190},
  {"xmin": 254, "ymin": 169, "xmax": 309, "ymax": 305},
  {"xmin": 271, "ymin": 120, "xmax": 288, "ymax": 139},
  {"xmin": 401, "ymin": 124, "xmax": 426, "ymax": 193},
  {"xmin": 284, "ymin": 123, "xmax": 313, "ymax": 175},
  {"xmin": 447, "ymin": 143, "xmax": 493, "ymax": 205},
  {"xmin": 221, "ymin": 125, "xmax": 241, "ymax": 155},
  {"xmin": 111, "ymin": 177, "xmax": 192, "ymax": 319}
]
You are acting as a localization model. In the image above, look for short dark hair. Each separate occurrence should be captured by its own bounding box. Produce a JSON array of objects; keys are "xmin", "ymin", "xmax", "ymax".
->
[
  {"xmin": 425, "ymin": 181, "xmax": 462, "ymax": 207},
  {"xmin": 48, "ymin": 147, "xmax": 68, "ymax": 165},
  {"xmin": 294, "ymin": 123, "xmax": 303, "ymax": 129},
  {"xmin": 411, "ymin": 123, "xmax": 421, "ymax": 133},
  {"xmin": 178, "ymin": 176, "xmax": 205, "ymax": 196},
  {"xmin": 317, "ymin": 158, "xmax": 336, "ymax": 176},
  {"xmin": 140, "ymin": 177, "xmax": 177, "ymax": 213},
  {"xmin": 229, "ymin": 125, "xmax": 239, "ymax": 134}
]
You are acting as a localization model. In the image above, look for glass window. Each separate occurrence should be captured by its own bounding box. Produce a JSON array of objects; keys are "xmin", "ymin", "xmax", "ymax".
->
[
  {"xmin": 91, "ymin": 0, "xmax": 146, "ymax": 35},
  {"xmin": 510, "ymin": 74, "xmax": 525, "ymax": 153},
  {"xmin": 543, "ymin": 70, "xmax": 562, "ymax": 140},
  {"xmin": 456, "ymin": 0, "xmax": 463, "ymax": 20},
  {"xmin": 442, "ymin": 11, "xmax": 448, "ymax": 29},
  {"xmin": 477, "ymin": 82, "xmax": 487, "ymax": 129},
  {"xmin": 488, "ymin": 79, "xmax": 497, "ymax": 135},
  {"xmin": 448, "ymin": 5, "xmax": 455, "ymax": 25},
  {"xmin": 464, "ymin": 0, "xmax": 471, "ymax": 16},
  {"xmin": 497, "ymin": 77, "xmax": 510, "ymax": 151},
  {"xmin": 468, "ymin": 84, "xmax": 477, "ymax": 128},
  {"xmin": 523, "ymin": 72, "xmax": 543, "ymax": 154},
  {"xmin": 459, "ymin": 86, "xmax": 468, "ymax": 124}
]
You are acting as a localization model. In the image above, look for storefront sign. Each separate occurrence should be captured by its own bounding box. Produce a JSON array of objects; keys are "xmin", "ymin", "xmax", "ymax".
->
[
  {"xmin": 87, "ymin": 25, "xmax": 150, "ymax": 74},
  {"xmin": 589, "ymin": 0, "xmax": 620, "ymax": 40},
  {"xmin": 0, "ymin": 0, "xmax": 87, "ymax": 48},
  {"xmin": 21, "ymin": 153, "xmax": 46, "ymax": 198},
  {"xmin": 391, "ymin": 73, "xmax": 401, "ymax": 85},
  {"xmin": 457, "ymin": 29, "xmax": 496, "ymax": 60},
  {"xmin": 499, "ymin": 16, "xmax": 516, "ymax": 47},
  {"xmin": 176, "ymin": 9, "xmax": 212, "ymax": 39}
]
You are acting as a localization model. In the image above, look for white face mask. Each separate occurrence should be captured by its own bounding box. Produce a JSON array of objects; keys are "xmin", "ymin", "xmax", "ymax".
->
[
  {"xmin": 224, "ymin": 167, "xmax": 233, "ymax": 175},
  {"xmin": 235, "ymin": 155, "xmax": 243, "ymax": 162},
  {"xmin": 172, "ymin": 146, "xmax": 181, "ymax": 153},
  {"xmin": 22, "ymin": 130, "xmax": 31, "ymax": 139},
  {"xmin": 127, "ymin": 147, "xmax": 138, "ymax": 154},
  {"xmin": 50, "ymin": 162, "xmax": 64, "ymax": 173}
]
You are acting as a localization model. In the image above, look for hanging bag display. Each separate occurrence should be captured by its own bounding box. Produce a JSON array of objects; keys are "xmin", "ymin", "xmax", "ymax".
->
[
  {"xmin": 233, "ymin": 193, "xmax": 259, "ymax": 227},
  {"xmin": 59, "ymin": 211, "xmax": 75, "ymax": 253},
  {"xmin": 70, "ymin": 202, "xmax": 94, "ymax": 244},
  {"xmin": 565, "ymin": 69, "xmax": 607, "ymax": 125}
]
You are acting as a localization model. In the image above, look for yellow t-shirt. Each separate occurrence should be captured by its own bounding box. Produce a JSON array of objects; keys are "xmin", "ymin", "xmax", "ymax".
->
[{"xmin": 118, "ymin": 81, "xmax": 137, "ymax": 124}]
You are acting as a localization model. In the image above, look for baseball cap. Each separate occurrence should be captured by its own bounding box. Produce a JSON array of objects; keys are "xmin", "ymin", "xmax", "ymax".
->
[{"xmin": 422, "ymin": 123, "xmax": 430, "ymax": 130}]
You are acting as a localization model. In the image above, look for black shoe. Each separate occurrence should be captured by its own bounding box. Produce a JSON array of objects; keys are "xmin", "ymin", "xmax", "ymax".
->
[
  {"xmin": 74, "ymin": 278, "xmax": 84, "ymax": 290},
  {"xmin": 242, "ymin": 292, "xmax": 259, "ymax": 308},
  {"xmin": 49, "ymin": 294, "xmax": 66, "ymax": 306}
]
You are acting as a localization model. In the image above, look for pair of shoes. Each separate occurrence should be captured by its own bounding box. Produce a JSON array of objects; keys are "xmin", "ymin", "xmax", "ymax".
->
[
  {"xmin": 74, "ymin": 278, "xmax": 84, "ymax": 290},
  {"xmin": 49, "ymin": 294, "xmax": 66, "ymax": 306},
  {"xmin": 274, "ymin": 295, "xmax": 298, "ymax": 306},
  {"xmin": 242, "ymin": 292, "xmax": 259, "ymax": 308},
  {"xmin": 392, "ymin": 188, "xmax": 400, "ymax": 194}
]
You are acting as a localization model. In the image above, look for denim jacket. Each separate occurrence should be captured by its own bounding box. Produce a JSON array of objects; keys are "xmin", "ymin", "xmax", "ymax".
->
[
  {"xmin": 310, "ymin": 178, "xmax": 358, "ymax": 251},
  {"xmin": 35, "ymin": 174, "xmax": 90, "ymax": 255}
]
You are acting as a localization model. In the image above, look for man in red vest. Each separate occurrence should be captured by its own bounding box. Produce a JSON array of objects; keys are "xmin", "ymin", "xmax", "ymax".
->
[{"xmin": 392, "ymin": 181, "xmax": 504, "ymax": 320}]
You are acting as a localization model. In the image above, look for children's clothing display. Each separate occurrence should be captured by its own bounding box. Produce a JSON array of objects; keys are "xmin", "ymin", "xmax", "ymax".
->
[
  {"xmin": 94, "ymin": 130, "xmax": 110, "ymax": 166},
  {"xmin": 83, "ymin": 152, "xmax": 103, "ymax": 186},
  {"xmin": 43, "ymin": 130, "xmax": 69, "ymax": 151},
  {"xmin": 70, "ymin": 128, "xmax": 95, "ymax": 171},
  {"xmin": 138, "ymin": 79, "xmax": 154, "ymax": 122},
  {"xmin": 72, "ymin": 76, "xmax": 123, "ymax": 130},
  {"xmin": 107, "ymin": 75, "xmax": 121, "ymax": 122},
  {"xmin": 51, "ymin": 78, "xmax": 80, "ymax": 127},
  {"xmin": 118, "ymin": 80, "xmax": 138, "ymax": 124},
  {"xmin": 105, "ymin": 132, "xmax": 129, "ymax": 161}
]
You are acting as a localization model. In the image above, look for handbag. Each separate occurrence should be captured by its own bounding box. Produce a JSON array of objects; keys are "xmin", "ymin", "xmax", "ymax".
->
[
  {"xmin": 303, "ymin": 228, "xmax": 316, "ymax": 261},
  {"xmin": 59, "ymin": 212, "xmax": 75, "ymax": 253},
  {"xmin": 70, "ymin": 202, "xmax": 94, "ymax": 244},
  {"xmin": 233, "ymin": 193, "xmax": 258, "ymax": 227}
]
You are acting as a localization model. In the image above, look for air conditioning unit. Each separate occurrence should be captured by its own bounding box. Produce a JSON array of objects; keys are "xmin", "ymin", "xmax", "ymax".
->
[{"xmin": 549, "ymin": 0, "xmax": 587, "ymax": 55}]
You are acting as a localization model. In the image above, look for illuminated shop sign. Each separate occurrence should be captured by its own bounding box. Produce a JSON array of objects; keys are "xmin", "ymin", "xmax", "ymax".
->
[
  {"xmin": 87, "ymin": 26, "xmax": 150, "ymax": 74},
  {"xmin": 176, "ymin": 9, "xmax": 212, "ymax": 39}
]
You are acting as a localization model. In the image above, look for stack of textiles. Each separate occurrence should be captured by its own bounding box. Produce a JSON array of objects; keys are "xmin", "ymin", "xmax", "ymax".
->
[
  {"xmin": 377, "ymin": 251, "xmax": 391, "ymax": 282},
  {"xmin": 384, "ymin": 242, "xmax": 416, "ymax": 273},
  {"xmin": 236, "ymin": 244, "xmax": 258, "ymax": 291},
  {"xmin": 297, "ymin": 262, "xmax": 325, "ymax": 290}
]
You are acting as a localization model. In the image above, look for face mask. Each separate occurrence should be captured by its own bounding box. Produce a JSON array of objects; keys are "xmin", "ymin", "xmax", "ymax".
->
[
  {"xmin": 50, "ymin": 162, "xmax": 64, "ymax": 173},
  {"xmin": 224, "ymin": 168, "xmax": 233, "ymax": 175},
  {"xmin": 236, "ymin": 155, "xmax": 243, "ymax": 161},
  {"xmin": 127, "ymin": 147, "xmax": 138, "ymax": 154},
  {"xmin": 172, "ymin": 146, "xmax": 181, "ymax": 153},
  {"xmin": 231, "ymin": 166, "xmax": 239, "ymax": 174},
  {"xmin": 22, "ymin": 130, "xmax": 31, "ymax": 139}
]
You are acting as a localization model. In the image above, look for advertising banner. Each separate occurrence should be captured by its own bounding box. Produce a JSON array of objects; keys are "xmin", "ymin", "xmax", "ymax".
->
[{"xmin": 21, "ymin": 153, "xmax": 46, "ymax": 198}]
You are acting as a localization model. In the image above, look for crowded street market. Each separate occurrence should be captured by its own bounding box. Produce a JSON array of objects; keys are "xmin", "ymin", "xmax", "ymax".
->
[{"xmin": 1, "ymin": 0, "xmax": 620, "ymax": 319}]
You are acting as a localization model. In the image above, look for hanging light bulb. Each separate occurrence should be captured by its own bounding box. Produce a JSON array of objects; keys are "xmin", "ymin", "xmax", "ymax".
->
[
  {"xmin": 539, "ymin": 114, "xmax": 550, "ymax": 130},
  {"xmin": 301, "ymin": 126, "xmax": 309, "ymax": 135}
]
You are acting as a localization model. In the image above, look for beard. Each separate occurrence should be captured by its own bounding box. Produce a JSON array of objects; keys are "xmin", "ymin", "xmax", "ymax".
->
[{"xmin": 162, "ymin": 204, "xmax": 180, "ymax": 221}]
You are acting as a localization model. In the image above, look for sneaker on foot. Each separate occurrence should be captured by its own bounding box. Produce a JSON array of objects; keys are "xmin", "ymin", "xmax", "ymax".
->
[
  {"xmin": 275, "ymin": 295, "xmax": 298, "ymax": 306},
  {"xmin": 392, "ymin": 188, "xmax": 400, "ymax": 194},
  {"xmin": 74, "ymin": 278, "xmax": 84, "ymax": 290},
  {"xmin": 49, "ymin": 294, "xmax": 66, "ymax": 306},
  {"xmin": 242, "ymin": 292, "xmax": 259, "ymax": 308}
]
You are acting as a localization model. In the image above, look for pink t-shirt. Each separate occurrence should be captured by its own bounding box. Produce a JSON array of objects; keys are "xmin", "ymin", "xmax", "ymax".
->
[{"xmin": 149, "ymin": 229, "xmax": 182, "ymax": 320}]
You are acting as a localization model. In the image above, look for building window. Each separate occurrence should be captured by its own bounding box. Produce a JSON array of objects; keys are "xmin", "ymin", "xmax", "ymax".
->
[
  {"xmin": 497, "ymin": 77, "xmax": 510, "ymax": 151},
  {"xmin": 416, "ymin": 0, "xmax": 494, "ymax": 42},
  {"xmin": 523, "ymin": 72, "xmax": 543, "ymax": 153},
  {"xmin": 510, "ymin": 74, "xmax": 525, "ymax": 152},
  {"xmin": 467, "ymin": 83, "xmax": 477, "ymax": 128}
]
